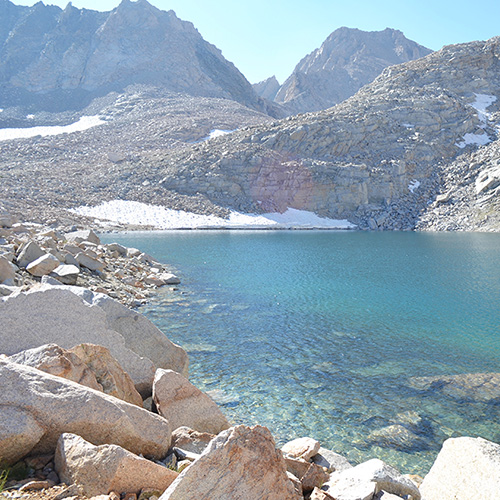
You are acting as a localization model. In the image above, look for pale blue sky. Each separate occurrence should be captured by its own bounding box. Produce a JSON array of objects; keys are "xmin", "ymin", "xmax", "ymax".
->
[{"xmin": 13, "ymin": 0, "xmax": 500, "ymax": 84}]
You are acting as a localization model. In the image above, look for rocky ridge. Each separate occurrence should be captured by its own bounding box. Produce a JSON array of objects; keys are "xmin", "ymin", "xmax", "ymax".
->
[
  {"xmin": 269, "ymin": 27, "xmax": 432, "ymax": 114},
  {"xmin": 0, "ymin": 0, "xmax": 277, "ymax": 116}
]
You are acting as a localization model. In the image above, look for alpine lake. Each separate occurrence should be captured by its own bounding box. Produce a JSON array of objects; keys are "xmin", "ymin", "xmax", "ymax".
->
[{"xmin": 102, "ymin": 230, "xmax": 500, "ymax": 475}]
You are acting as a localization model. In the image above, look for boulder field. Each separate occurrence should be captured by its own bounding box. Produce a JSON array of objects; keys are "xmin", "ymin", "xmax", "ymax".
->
[{"xmin": 1, "ymin": 212, "xmax": 499, "ymax": 500}]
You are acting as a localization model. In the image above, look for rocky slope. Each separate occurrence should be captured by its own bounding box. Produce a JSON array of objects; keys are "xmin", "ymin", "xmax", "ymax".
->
[
  {"xmin": 0, "ymin": 86, "xmax": 273, "ymax": 225},
  {"xmin": 0, "ymin": 0, "xmax": 277, "ymax": 116},
  {"xmin": 271, "ymin": 27, "xmax": 432, "ymax": 114},
  {"xmin": 138, "ymin": 37, "xmax": 499, "ymax": 231}
]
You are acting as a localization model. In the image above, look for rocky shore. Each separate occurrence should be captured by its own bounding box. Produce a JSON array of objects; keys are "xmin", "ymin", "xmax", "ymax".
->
[{"xmin": 1, "ymin": 209, "xmax": 500, "ymax": 500}]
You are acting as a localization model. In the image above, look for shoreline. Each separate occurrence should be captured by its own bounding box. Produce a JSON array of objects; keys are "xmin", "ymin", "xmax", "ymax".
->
[{"xmin": 2, "ymin": 210, "xmax": 500, "ymax": 499}]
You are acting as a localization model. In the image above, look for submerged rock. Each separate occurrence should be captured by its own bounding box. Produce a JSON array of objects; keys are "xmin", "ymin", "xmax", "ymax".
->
[{"xmin": 408, "ymin": 372, "xmax": 500, "ymax": 403}]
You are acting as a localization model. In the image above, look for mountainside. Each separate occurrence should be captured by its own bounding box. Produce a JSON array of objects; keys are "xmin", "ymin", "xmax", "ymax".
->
[
  {"xmin": 273, "ymin": 27, "xmax": 432, "ymax": 114},
  {"xmin": 0, "ymin": 0, "xmax": 276, "ymax": 115},
  {"xmin": 135, "ymin": 37, "xmax": 499, "ymax": 231}
]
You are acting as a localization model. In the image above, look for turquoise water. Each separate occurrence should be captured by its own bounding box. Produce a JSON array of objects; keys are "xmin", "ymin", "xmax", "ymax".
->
[{"xmin": 103, "ymin": 231, "xmax": 500, "ymax": 474}]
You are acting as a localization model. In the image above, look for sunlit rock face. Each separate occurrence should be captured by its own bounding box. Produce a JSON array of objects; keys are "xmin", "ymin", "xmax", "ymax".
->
[{"xmin": 274, "ymin": 27, "xmax": 432, "ymax": 114}]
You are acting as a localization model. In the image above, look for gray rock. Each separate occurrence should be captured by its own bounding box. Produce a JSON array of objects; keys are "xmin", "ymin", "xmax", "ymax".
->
[
  {"xmin": 0, "ymin": 359, "xmax": 171, "ymax": 463},
  {"xmin": 26, "ymin": 253, "xmax": 61, "ymax": 277},
  {"xmin": 65, "ymin": 229, "xmax": 101, "ymax": 246},
  {"xmin": 275, "ymin": 27, "xmax": 432, "ymax": 114},
  {"xmin": 367, "ymin": 424, "xmax": 431, "ymax": 452},
  {"xmin": 0, "ymin": 406, "xmax": 45, "ymax": 465},
  {"xmin": 312, "ymin": 447, "xmax": 353, "ymax": 473},
  {"xmin": 17, "ymin": 241, "xmax": 45, "ymax": 269},
  {"xmin": 55, "ymin": 433, "xmax": 178, "ymax": 497},
  {"xmin": 0, "ymin": 255, "xmax": 15, "ymax": 284},
  {"xmin": 408, "ymin": 372, "xmax": 500, "ymax": 403},
  {"xmin": 51, "ymin": 264, "xmax": 80, "ymax": 285},
  {"xmin": 75, "ymin": 252, "xmax": 104, "ymax": 272},
  {"xmin": 153, "ymin": 369, "xmax": 229, "ymax": 434},
  {"xmin": 420, "ymin": 437, "xmax": 500, "ymax": 500},
  {"xmin": 160, "ymin": 425, "xmax": 301, "ymax": 500}
]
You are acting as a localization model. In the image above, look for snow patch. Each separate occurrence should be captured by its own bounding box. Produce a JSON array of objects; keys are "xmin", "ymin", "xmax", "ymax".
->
[
  {"xmin": 0, "ymin": 115, "xmax": 106, "ymax": 141},
  {"xmin": 408, "ymin": 180, "xmax": 420, "ymax": 193},
  {"xmin": 70, "ymin": 200, "xmax": 356, "ymax": 230},
  {"xmin": 402, "ymin": 123, "xmax": 414, "ymax": 128},
  {"xmin": 201, "ymin": 129, "xmax": 234, "ymax": 141},
  {"xmin": 470, "ymin": 93, "xmax": 497, "ymax": 125},
  {"xmin": 455, "ymin": 132, "xmax": 491, "ymax": 149}
]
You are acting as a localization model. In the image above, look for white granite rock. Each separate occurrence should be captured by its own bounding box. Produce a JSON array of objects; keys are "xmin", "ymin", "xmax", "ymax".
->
[
  {"xmin": 160, "ymin": 425, "xmax": 301, "ymax": 500},
  {"xmin": 26, "ymin": 254, "xmax": 61, "ymax": 277},
  {"xmin": 0, "ymin": 286, "xmax": 156, "ymax": 395},
  {"xmin": 51, "ymin": 264, "xmax": 80, "ymax": 285},
  {"xmin": 55, "ymin": 433, "xmax": 178, "ymax": 497},
  {"xmin": 0, "ymin": 360, "xmax": 171, "ymax": 463},
  {"xmin": 153, "ymin": 369, "xmax": 229, "ymax": 434},
  {"xmin": 75, "ymin": 252, "xmax": 104, "ymax": 272},
  {"xmin": 282, "ymin": 437, "xmax": 321, "ymax": 461},
  {"xmin": 65, "ymin": 230, "xmax": 100, "ymax": 245},
  {"xmin": 324, "ymin": 458, "xmax": 421, "ymax": 500},
  {"xmin": 17, "ymin": 241, "xmax": 45, "ymax": 268},
  {"xmin": 420, "ymin": 437, "xmax": 500, "ymax": 500}
]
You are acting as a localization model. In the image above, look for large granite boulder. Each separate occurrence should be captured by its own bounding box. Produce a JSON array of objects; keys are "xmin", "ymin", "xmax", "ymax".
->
[
  {"xmin": 26, "ymin": 254, "xmax": 61, "ymax": 277},
  {"xmin": 7, "ymin": 344, "xmax": 102, "ymax": 391},
  {"xmin": 70, "ymin": 343, "xmax": 143, "ymax": 406},
  {"xmin": 153, "ymin": 369, "xmax": 229, "ymax": 434},
  {"xmin": 0, "ymin": 359, "xmax": 171, "ymax": 465},
  {"xmin": 74, "ymin": 288, "xmax": 189, "ymax": 378},
  {"xmin": 55, "ymin": 433, "xmax": 178, "ymax": 497},
  {"xmin": 420, "ymin": 437, "xmax": 500, "ymax": 500},
  {"xmin": 0, "ymin": 285, "xmax": 162, "ymax": 395},
  {"xmin": 160, "ymin": 425, "xmax": 301, "ymax": 500}
]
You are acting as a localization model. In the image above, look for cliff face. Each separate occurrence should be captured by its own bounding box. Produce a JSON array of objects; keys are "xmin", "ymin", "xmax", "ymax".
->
[
  {"xmin": 274, "ymin": 27, "xmax": 432, "ymax": 114},
  {"xmin": 0, "ymin": 0, "xmax": 275, "ymax": 115},
  {"xmin": 149, "ymin": 37, "xmax": 500, "ymax": 230}
]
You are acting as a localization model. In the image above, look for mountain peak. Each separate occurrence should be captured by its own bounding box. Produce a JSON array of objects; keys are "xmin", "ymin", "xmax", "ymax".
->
[{"xmin": 274, "ymin": 27, "xmax": 432, "ymax": 113}]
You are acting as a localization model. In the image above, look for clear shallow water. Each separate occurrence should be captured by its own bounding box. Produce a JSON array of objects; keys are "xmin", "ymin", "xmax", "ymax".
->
[{"xmin": 103, "ymin": 231, "xmax": 500, "ymax": 474}]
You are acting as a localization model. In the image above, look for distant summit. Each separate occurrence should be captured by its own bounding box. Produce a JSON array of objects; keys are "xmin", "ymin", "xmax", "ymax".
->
[
  {"xmin": 253, "ymin": 76, "xmax": 280, "ymax": 101},
  {"xmin": 0, "ymin": 0, "xmax": 275, "ymax": 115},
  {"xmin": 274, "ymin": 27, "xmax": 432, "ymax": 113}
]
